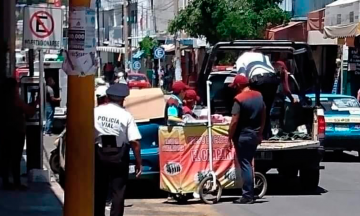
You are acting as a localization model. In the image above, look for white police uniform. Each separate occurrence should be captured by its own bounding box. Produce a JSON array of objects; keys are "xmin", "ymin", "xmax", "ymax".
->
[
  {"xmin": 236, "ymin": 51, "xmax": 279, "ymax": 140},
  {"xmin": 94, "ymin": 83, "xmax": 141, "ymax": 216}
]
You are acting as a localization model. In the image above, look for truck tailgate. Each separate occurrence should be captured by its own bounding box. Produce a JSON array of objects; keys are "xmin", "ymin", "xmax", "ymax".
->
[{"xmin": 258, "ymin": 140, "xmax": 320, "ymax": 151}]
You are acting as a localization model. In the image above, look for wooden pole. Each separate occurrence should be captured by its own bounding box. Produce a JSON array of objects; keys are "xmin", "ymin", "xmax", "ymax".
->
[{"xmin": 64, "ymin": 1, "xmax": 94, "ymax": 216}]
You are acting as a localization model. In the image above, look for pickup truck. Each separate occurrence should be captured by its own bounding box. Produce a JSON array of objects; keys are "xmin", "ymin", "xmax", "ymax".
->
[{"xmin": 196, "ymin": 40, "xmax": 325, "ymax": 191}]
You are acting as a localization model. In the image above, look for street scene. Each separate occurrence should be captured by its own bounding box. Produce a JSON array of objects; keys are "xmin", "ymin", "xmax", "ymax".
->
[{"xmin": 1, "ymin": 0, "xmax": 360, "ymax": 216}]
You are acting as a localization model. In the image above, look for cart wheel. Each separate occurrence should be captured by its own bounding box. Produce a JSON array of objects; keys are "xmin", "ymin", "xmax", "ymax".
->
[
  {"xmin": 199, "ymin": 176, "xmax": 222, "ymax": 204},
  {"xmin": 254, "ymin": 172, "xmax": 267, "ymax": 199},
  {"xmin": 173, "ymin": 194, "xmax": 190, "ymax": 204}
]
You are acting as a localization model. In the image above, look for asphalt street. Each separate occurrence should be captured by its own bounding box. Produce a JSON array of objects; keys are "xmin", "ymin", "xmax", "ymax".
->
[
  {"xmin": 213, "ymin": 151, "xmax": 360, "ymax": 216},
  {"xmin": 43, "ymin": 136, "xmax": 360, "ymax": 216}
]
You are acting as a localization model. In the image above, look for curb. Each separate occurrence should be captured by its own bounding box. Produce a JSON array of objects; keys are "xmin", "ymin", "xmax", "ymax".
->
[{"xmin": 51, "ymin": 180, "xmax": 65, "ymax": 206}]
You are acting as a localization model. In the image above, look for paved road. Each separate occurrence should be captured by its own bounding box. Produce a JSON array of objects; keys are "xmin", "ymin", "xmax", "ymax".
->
[
  {"xmin": 213, "ymin": 151, "xmax": 360, "ymax": 216},
  {"xmin": 44, "ymin": 136, "xmax": 360, "ymax": 216}
]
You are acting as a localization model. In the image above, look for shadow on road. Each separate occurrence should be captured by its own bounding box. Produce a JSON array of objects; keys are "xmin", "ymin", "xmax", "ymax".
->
[
  {"xmin": 323, "ymin": 151, "xmax": 359, "ymax": 163},
  {"xmin": 126, "ymin": 179, "xmax": 167, "ymax": 199}
]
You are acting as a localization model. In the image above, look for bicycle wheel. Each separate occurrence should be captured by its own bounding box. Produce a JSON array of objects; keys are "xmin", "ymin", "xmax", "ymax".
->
[
  {"xmin": 198, "ymin": 176, "xmax": 222, "ymax": 204},
  {"xmin": 254, "ymin": 172, "xmax": 267, "ymax": 198}
]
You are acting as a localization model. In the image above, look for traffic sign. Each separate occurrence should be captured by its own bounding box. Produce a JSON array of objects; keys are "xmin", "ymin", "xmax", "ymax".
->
[
  {"xmin": 23, "ymin": 7, "xmax": 63, "ymax": 50},
  {"xmin": 154, "ymin": 47, "xmax": 165, "ymax": 59},
  {"xmin": 132, "ymin": 61, "xmax": 141, "ymax": 70}
]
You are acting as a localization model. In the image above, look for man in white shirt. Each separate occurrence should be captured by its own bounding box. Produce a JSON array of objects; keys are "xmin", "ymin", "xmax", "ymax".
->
[
  {"xmin": 235, "ymin": 48, "xmax": 279, "ymax": 139},
  {"xmin": 94, "ymin": 83, "xmax": 142, "ymax": 216}
]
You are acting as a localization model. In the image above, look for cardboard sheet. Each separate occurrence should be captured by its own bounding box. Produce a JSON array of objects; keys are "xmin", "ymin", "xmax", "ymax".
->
[{"xmin": 124, "ymin": 88, "xmax": 166, "ymax": 122}]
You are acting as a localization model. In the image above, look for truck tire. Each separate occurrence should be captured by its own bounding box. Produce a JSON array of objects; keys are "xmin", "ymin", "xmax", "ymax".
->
[
  {"xmin": 299, "ymin": 169, "xmax": 320, "ymax": 191},
  {"xmin": 277, "ymin": 168, "xmax": 298, "ymax": 178}
]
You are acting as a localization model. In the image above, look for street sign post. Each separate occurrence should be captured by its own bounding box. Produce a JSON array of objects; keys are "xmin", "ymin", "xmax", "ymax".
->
[
  {"xmin": 132, "ymin": 60, "xmax": 141, "ymax": 71},
  {"xmin": 23, "ymin": 7, "xmax": 63, "ymax": 50},
  {"xmin": 154, "ymin": 47, "xmax": 165, "ymax": 85},
  {"xmin": 154, "ymin": 47, "xmax": 165, "ymax": 59}
]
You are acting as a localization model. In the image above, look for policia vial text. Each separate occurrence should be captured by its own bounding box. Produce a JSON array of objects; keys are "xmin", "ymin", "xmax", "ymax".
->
[{"xmin": 98, "ymin": 116, "xmax": 120, "ymax": 129}]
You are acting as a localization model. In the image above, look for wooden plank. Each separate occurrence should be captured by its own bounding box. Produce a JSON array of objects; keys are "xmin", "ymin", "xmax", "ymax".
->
[{"xmin": 258, "ymin": 140, "xmax": 320, "ymax": 151}]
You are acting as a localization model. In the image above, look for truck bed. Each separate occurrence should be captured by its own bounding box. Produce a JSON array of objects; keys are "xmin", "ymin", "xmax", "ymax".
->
[{"xmin": 258, "ymin": 140, "xmax": 320, "ymax": 151}]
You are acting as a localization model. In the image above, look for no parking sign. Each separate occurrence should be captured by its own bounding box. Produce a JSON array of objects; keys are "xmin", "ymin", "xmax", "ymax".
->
[{"xmin": 23, "ymin": 7, "xmax": 63, "ymax": 50}]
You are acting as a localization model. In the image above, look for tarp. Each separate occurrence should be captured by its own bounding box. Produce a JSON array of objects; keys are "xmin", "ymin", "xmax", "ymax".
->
[
  {"xmin": 124, "ymin": 88, "xmax": 166, "ymax": 122},
  {"xmin": 307, "ymin": 8, "xmax": 325, "ymax": 31},
  {"xmin": 324, "ymin": 0, "xmax": 360, "ymax": 38},
  {"xmin": 266, "ymin": 22, "xmax": 307, "ymax": 42},
  {"xmin": 159, "ymin": 125, "xmax": 242, "ymax": 193}
]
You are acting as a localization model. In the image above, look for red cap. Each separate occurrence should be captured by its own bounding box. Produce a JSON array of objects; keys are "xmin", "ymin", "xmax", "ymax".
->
[
  {"xmin": 172, "ymin": 81, "xmax": 190, "ymax": 94},
  {"xmin": 274, "ymin": 60, "xmax": 288, "ymax": 71},
  {"xmin": 229, "ymin": 75, "xmax": 249, "ymax": 88},
  {"xmin": 184, "ymin": 89, "xmax": 200, "ymax": 101}
]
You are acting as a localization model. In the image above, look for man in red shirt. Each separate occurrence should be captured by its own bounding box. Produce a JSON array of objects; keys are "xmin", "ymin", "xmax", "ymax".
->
[
  {"xmin": 228, "ymin": 75, "xmax": 266, "ymax": 204},
  {"xmin": 182, "ymin": 89, "xmax": 200, "ymax": 118}
]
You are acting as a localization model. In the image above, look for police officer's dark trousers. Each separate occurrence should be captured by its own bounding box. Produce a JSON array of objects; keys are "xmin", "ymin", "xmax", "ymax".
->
[
  {"xmin": 250, "ymin": 74, "xmax": 279, "ymax": 140},
  {"xmin": 95, "ymin": 142, "xmax": 129, "ymax": 216},
  {"xmin": 234, "ymin": 131, "xmax": 258, "ymax": 200}
]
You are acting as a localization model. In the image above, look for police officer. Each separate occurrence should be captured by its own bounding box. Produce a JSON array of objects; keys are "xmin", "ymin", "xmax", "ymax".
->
[
  {"xmin": 235, "ymin": 48, "xmax": 278, "ymax": 139},
  {"xmin": 94, "ymin": 83, "xmax": 142, "ymax": 216}
]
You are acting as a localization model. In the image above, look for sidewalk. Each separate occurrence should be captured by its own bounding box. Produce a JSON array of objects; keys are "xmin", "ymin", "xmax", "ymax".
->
[
  {"xmin": 0, "ymin": 182, "xmax": 63, "ymax": 216},
  {"xmin": 0, "ymin": 138, "xmax": 63, "ymax": 216}
]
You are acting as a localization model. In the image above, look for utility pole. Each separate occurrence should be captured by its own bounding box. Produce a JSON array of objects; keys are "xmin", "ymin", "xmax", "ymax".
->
[
  {"xmin": 96, "ymin": 0, "xmax": 102, "ymax": 77},
  {"xmin": 64, "ymin": 0, "xmax": 94, "ymax": 216},
  {"xmin": 174, "ymin": 0, "xmax": 182, "ymax": 81},
  {"xmin": 27, "ymin": 0, "xmax": 35, "ymax": 77},
  {"xmin": 124, "ymin": 0, "xmax": 129, "ymax": 70}
]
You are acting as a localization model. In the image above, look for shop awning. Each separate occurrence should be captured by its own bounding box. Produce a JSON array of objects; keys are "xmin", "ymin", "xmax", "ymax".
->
[
  {"xmin": 96, "ymin": 46, "xmax": 125, "ymax": 53},
  {"xmin": 307, "ymin": 8, "xmax": 337, "ymax": 45},
  {"xmin": 266, "ymin": 21, "xmax": 307, "ymax": 42},
  {"xmin": 324, "ymin": 0, "xmax": 360, "ymax": 38},
  {"xmin": 161, "ymin": 44, "xmax": 189, "ymax": 52}
]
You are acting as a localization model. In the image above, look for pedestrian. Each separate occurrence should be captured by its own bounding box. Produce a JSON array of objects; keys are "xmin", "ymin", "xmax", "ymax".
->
[
  {"xmin": 44, "ymin": 77, "xmax": 61, "ymax": 136},
  {"xmin": 182, "ymin": 89, "xmax": 200, "ymax": 118},
  {"xmin": 228, "ymin": 75, "xmax": 266, "ymax": 204},
  {"xmin": 165, "ymin": 81, "xmax": 190, "ymax": 124},
  {"xmin": 94, "ymin": 83, "xmax": 142, "ymax": 216},
  {"xmin": 0, "ymin": 78, "xmax": 37, "ymax": 190},
  {"xmin": 164, "ymin": 64, "xmax": 174, "ymax": 92},
  {"xmin": 95, "ymin": 85, "xmax": 109, "ymax": 106},
  {"xmin": 235, "ymin": 48, "xmax": 284, "ymax": 139},
  {"xmin": 104, "ymin": 62, "xmax": 115, "ymax": 84}
]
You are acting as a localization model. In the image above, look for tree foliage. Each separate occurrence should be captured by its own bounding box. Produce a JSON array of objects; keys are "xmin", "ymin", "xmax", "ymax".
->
[
  {"xmin": 168, "ymin": 0, "xmax": 290, "ymax": 45},
  {"xmin": 139, "ymin": 36, "xmax": 159, "ymax": 58}
]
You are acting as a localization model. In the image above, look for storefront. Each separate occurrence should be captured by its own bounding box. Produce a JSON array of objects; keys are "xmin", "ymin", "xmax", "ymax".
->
[{"xmin": 324, "ymin": 0, "xmax": 360, "ymax": 96}]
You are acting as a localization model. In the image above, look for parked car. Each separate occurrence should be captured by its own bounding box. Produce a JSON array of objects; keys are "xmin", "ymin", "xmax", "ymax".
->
[
  {"xmin": 127, "ymin": 73, "xmax": 151, "ymax": 89},
  {"xmin": 307, "ymin": 93, "xmax": 360, "ymax": 158}
]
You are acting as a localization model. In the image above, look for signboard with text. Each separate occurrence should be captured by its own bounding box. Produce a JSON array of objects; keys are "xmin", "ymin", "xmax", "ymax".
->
[
  {"xmin": 23, "ymin": 7, "xmax": 63, "ymax": 50},
  {"xmin": 62, "ymin": 7, "xmax": 97, "ymax": 76}
]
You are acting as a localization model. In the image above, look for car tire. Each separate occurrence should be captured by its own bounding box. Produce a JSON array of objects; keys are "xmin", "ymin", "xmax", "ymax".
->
[
  {"xmin": 49, "ymin": 152, "xmax": 61, "ymax": 174},
  {"xmin": 299, "ymin": 169, "xmax": 320, "ymax": 191}
]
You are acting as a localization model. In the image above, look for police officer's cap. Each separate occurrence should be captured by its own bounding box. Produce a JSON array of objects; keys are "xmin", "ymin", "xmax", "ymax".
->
[{"xmin": 106, "ymin": 83, "xmax": 130, "ymax": 97}]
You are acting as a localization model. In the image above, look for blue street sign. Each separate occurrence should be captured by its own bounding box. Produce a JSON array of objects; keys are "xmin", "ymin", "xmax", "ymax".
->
[
  {"xmin": 154, "ymin": 47, "xmax": 165, "ymax": 59},
  {"xmin": 132, "ymin": 60, "xmax": 141, "ymax": 70}
]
